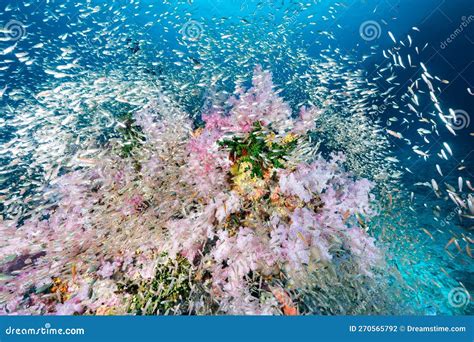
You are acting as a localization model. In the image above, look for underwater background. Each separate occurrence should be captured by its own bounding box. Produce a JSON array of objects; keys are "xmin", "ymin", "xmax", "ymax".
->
[{"xmin": 0, "ymin": 0, "xmax": 473, "ymax": 315}]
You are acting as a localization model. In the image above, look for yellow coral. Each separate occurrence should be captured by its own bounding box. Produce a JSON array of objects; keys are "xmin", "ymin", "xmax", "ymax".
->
[
  {"xmin": 233, "ymin": 162, "xmax": 254, "ymax": 187},
  {"xmin": 238, "ymin": 161, "xmax": 253, "ymax": 174},
  {"xmin": 51, "ymin": 277, "xmax": 70, "ymax": 302},
  {"xmin": 96, "ymin": 306, "xmax": 114, "ymax": 315},
  {"xmin": 281, "ymin": 132, "xmax": 298, "ymax": 145},
  {"xmin": 230, "ymin": 163, "xmax": 240, "ymax": 176},
  {"xmin": 265, "ymin": 132, "xmax": 276, "ymax": 147},
  {"xmin": 191, "ymin": 127, "xmax": 204, "ymax": 138},
  {"xmin": 232, "ymin": 161, "xmax": 268, "ymax": 200}
]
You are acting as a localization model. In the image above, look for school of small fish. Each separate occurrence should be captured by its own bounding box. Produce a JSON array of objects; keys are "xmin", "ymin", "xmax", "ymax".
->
[{"xmin": 0, "ymin": 0, "xmax": 472, "ymax": 315}]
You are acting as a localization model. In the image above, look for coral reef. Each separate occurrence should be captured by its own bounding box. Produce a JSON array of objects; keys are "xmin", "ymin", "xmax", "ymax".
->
[{"xmin": 0, "ymin": 67, "xmax": 382, "ymax": 315}]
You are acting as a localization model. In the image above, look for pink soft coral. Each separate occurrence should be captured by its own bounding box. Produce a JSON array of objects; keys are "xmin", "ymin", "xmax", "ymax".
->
[
  {"xmin": 345, "ymin": 227, "xmax": 382, "ymax": 276},
  {"xmin": 0, "ymin": 67, "xmax": 383, "ymax": 316}
]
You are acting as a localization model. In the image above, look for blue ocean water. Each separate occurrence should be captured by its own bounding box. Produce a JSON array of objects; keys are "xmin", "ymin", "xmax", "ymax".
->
[{"xmin": 0, "ymin": 0, "xmax": 472, "ymax": 315}]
